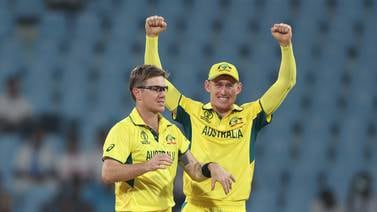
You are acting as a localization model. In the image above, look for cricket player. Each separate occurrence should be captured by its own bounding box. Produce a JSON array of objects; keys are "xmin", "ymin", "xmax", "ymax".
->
[
  {"xmin": 144, "ymin": 16, "xmax": 296, "ymax": 212},
  {"xmin": 102, "ymin": 65, "xmax": 235, "ymax": 212}
]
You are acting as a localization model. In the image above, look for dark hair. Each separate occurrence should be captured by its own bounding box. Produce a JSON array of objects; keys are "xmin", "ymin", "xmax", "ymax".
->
[
  {"xmin": 347, "ymin": 171, "xmax": 373, "ymax": 210},
  {"xmin": 129, "ymin": 65, "xmax": 168, "ymax": 101},
  {"xmin": 319, "ymin": 188, "xmax": 336, "ymax": 208}
]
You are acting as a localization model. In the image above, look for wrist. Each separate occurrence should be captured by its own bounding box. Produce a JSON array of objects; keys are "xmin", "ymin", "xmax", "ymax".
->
[
  {"xmin": 144, "ymin": 161, "xmax": 152, "ymax": 172},
  {"xmin": 202, "ymin": 162, "xmax": 214, "ymax": 178},
  {"xmin": 146, "ymin": 33, "xmax": 158, "ymax": 37},
  {"xmin": 279, "ymin": 41, "xmax": 291, "ymax": 47}
]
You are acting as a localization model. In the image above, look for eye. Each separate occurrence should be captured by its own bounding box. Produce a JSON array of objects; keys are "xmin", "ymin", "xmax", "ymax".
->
[
  {"xmin": 151, "ymin": 86, "xmax": 160, "ymax": 92},
  {"xmin": 225, "ymin": 83, "xmax": 234, "ymax": 89},
  {"xmin": 150, "ymin": 86, "xmax": 168, "ymax": 92},
  {"xmin": 215, "ymin": 83, "xmax": 222, "ymax": 88}
]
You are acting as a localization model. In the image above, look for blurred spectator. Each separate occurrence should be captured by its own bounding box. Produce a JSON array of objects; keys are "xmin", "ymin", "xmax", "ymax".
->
[
  {"xmin": 42, "ymin": 176, "xmax": 93, "ymax": 212},
  {"xmin": 0, "ymin": 76, "xmax": 33, "ymax": 133},
  {"xmin": 78, "ymin": 127, "xmax": 114, "ymax": 211},
  {"xmin": 311, "ymin": 187, "xmax": 343, "ymax": 212},
  {"xmin": 86, "ymin": 127, "xmax": 107, "ymax": 181},
  {"xmin": 56, "ymin": 129, "xmax": 91, "ymax": 182},
  {"xmin": 276, "ymin": 170, "xmax": 292, "ymax": 208},
  {"xmin": 13, "ymin": 126, "xmax": 57, "ymax": 211},
  {"xmin": 0, "ymin": 175, "xmax": 12, "ymax": 212},
  {"xmin": 13, "ymin": 127, "xmax": 56, "ymax": 187},
  {"xmin": 346, "ymin": 171, "xmax": 377, "ymax": 212},
  {"xmin": 311, "ymin": 172, "xmax": 343, "ymax": 212}
]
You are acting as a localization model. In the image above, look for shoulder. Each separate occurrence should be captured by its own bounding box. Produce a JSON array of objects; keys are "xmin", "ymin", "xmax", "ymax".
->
[
  {"xmin": 179, "ymin": 95, "xmax": 203, "ymax": 108},
  {"xmin": 109, "ymin": 116, "xmax": 133, "ymax": 134},
  {"xmin": 240, "ymin": 100, "xmax": 263, "ymax": 113},
  {"xmin": 162, "ymin": 118, "xmax": 181, "ymax": 133}
]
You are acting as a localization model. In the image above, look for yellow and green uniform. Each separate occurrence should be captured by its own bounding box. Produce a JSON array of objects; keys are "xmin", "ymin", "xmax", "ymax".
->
[
  {"xmin": 102, "ymin": 108, "xmax": 190, "ymax": 211},
  {"xmin": 145, "ymin": 36, "xmax": 296, "ymax": 209},
  {"xmin": 177, "ymin": 96, "xmax": 271, "ymax": 207}
]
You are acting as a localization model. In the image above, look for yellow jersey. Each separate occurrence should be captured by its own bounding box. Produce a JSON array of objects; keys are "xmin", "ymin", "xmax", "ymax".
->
[
  {"xmin": 144, "ymin": 35, "xmax": 296, "ymax": 207},
  {"xmin": 102, "ymin": 108, "xmax": 190, "ymax": 211},
  {"xmin": 175, "ymin": 95, "xmax": 271, "ymax": 206}
]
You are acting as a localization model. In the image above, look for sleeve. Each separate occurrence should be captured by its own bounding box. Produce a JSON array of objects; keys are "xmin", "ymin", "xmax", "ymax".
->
[
  {"xmin": 144, "ymin": 36, "xmax": 162, "ymax": 69},
  {"xmin": 144, "ymin": 36, "xmax": 182, "ymax": 111},
  {"xmin": 174, "ymin": 95, "xmax": 192, "ymax": 122},
  {"xmin": 102, "ymin": 124, "xmax": 131, "ymax": 163},
  {"xmin": 260, "ymin": 44, "xmax": 296, "ymax": 115},
  {"xmin": 255, "ymin": 100, "xmax": 271, "ymax": 131},
  {"xmin": 244, "ymin": 101, "xmax": 272, "ymax": 130},
  {"xmin": 176, "ymin": 128, "xmax": 190, "ymax": 155}
]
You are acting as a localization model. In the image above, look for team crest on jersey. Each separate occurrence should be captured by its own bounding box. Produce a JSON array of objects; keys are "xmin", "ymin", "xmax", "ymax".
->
[
  {"xmin": 229, "ymin": 117, "xmax": 243, "ymax": 127},
  {"xmin": 165, "ymin": 134, "xmax": 177, "ymax": 145},
  {"xmin": 200, "ymin": 110, "xmax": 213, "ymax": 123},
  {"xmin": 140, "ymin": 131, "xmax": 150, "ymax": 144}
]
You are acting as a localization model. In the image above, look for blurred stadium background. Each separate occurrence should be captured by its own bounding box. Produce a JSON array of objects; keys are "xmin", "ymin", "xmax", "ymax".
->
[{"xmin": 1, "ymin": 0, "xmax": 377, "ymax": 211}]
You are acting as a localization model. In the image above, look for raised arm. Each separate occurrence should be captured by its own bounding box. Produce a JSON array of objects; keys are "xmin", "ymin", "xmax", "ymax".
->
[
  {"xmin": 144, "ymin": 16, "xmax": 181, "ymax": 113},
  {"xmin": 101, "ymin": 154, "xmax": 172, "ymax": 184},
  {"xmin": 178, "ymin": 150, "xmax": 235, "ymax": 194},
  {"xmin": 260, "ymin": 23, "xmax": 296, "ymax": 115}
]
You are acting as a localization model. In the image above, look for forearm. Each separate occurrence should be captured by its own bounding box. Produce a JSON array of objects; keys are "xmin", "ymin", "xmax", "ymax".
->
[
  {"xmin": 102, "ymin": 160, "xmax": 149, "ymax": 184},
  {"xmin": 183, "ymin": 162, "xmax": 207, "ymax": 182},
  {"xmin": 179, "ymin": 151, "xmax": 207, "ymax": 181},
  {"xmin": 145, "ymin": 36, "xmax": 162, "ymax": 68},
  {"xmin": 260, "ymin": 44, "xmax": 296, "ymax": 114}
]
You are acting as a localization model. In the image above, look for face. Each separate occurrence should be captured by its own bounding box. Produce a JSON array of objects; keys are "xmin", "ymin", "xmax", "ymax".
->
[
  {"xmin": 133, "ymin": 76, "xmax": 167, "ymax": 113},
  {"xmin": 205, "ymin": 75, "xmax": 242, "ymax": 114}
]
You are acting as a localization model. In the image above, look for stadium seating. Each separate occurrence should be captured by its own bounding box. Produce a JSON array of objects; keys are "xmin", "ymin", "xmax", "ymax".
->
[{"xmin": 0, "ymin": 0, "xmax": 376, "ymax": 211}]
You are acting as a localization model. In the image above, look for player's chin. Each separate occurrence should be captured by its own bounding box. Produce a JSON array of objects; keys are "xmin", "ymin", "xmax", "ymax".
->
[{"xmin": 156, "ymin": 105, "xmax": 165, "ymax": 113}]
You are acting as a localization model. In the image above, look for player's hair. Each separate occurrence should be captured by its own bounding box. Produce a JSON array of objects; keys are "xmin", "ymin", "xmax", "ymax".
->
[{"xmin": 129, "ymin": 64, "xmax": 168, "ymax": 101}]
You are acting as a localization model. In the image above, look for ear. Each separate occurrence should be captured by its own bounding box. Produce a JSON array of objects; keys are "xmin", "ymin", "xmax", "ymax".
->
[
  {"xmin": 235, "ymin": 82, "xmax": 242, "ymax": 95},
  {"xmin": 204, "ymin": 80, "xmax": 211, "ymax": 93},
  {"xmin": 132, "ymin": 87, "xmax": 142, "ymax": 101}
]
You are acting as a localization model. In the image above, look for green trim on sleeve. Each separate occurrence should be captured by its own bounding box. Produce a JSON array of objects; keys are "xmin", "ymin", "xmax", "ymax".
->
[
  {"xmin": 249, "ymin": 112, "xmax": 270, "ymax": 163},
  {"xmin": 249, "ymin": 120, "xmax": 258, "ymax": 163},
  {"xmin": 175, "ymin": 105, "xmax": 192, "ymax": 149},
  {"xmin": 125, "ymin": 154, "xmax": 134, "ymax": 187}
]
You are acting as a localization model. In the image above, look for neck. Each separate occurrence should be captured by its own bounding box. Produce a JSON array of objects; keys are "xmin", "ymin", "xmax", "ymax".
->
[
  {"xmin": 136, "ymin": 106, "xmax": 159, "ymax": 131},
  {"xmin": 212, "ymin": 106, "xmax": 231, "ymax": 118}
]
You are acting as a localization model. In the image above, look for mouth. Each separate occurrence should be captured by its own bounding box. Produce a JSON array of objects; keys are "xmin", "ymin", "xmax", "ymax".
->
[
  {"xmin": 217, "ymin": 96, "xmax": 229, "ymax": 103},
  {"xmin": 157, "ymin": 100, "xmax": 165, "ymax": 105}
]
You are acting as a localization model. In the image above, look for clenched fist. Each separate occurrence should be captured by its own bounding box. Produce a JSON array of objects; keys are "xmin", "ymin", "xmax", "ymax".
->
[
  {"xmin": 145, "ymin": 15, "xmax": 167, "ymax": 37},
  {"xmin": 271, "ymin": 23, "xmax": 292, "ymax": 47}
]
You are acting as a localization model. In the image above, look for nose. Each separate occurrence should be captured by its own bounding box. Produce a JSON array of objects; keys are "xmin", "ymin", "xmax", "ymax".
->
[
  {"xmin": 219, "ymin": 86, "xmax": 227, "ymax": 94},
  {"xmin": 158, "ymin": 91, "xmax": 166, "ymax": 97}
]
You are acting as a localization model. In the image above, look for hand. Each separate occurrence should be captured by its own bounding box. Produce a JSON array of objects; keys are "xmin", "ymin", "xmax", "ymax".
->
[
  {"xmin": 146, "ymin": 153, "xmax": 173, "ymax": 171},
  {"xmin": 208, "ymin": 163, "xmax": 236, "ymax": 194},
  {"xmin": 145, "ymin": 15, "xmax": 167, "ymax": 37},
  {"xmin": 271, "ymin": 23, "xmax": 292, "ymax": 47}
]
